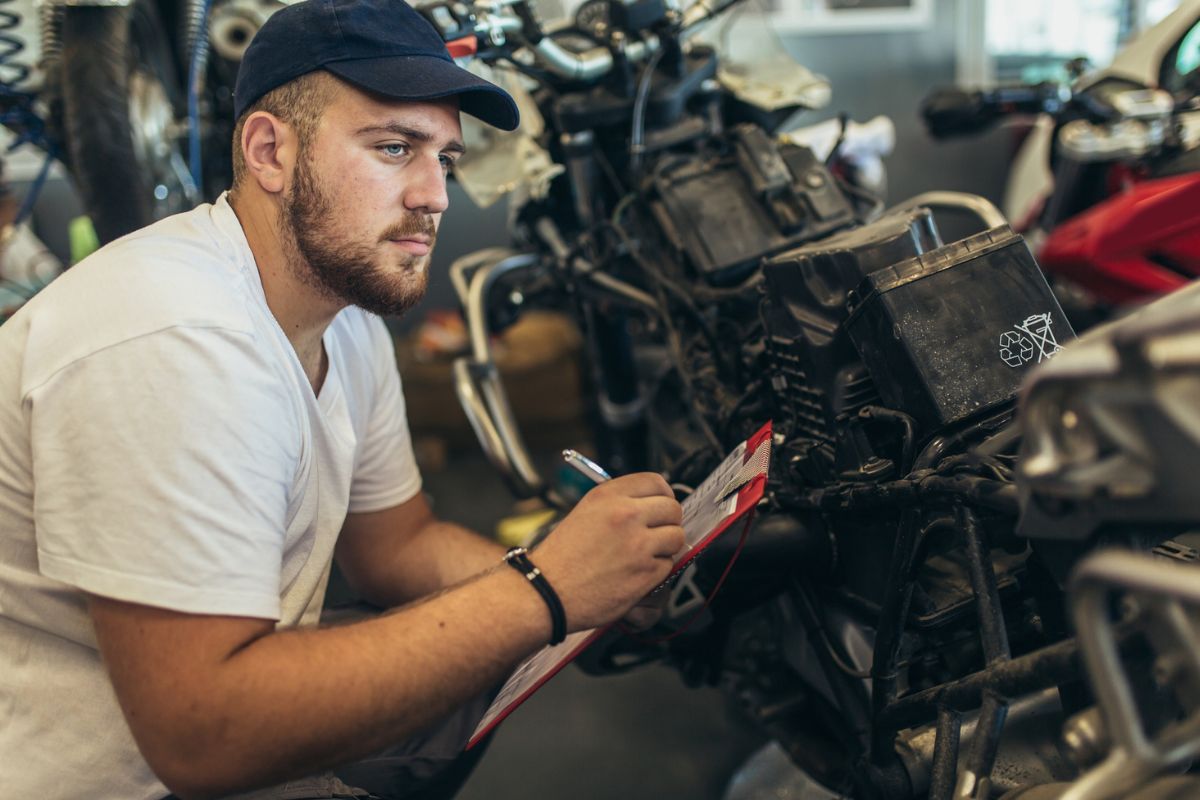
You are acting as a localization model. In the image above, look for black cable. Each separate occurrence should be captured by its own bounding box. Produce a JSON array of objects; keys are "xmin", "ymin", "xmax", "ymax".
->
[
  {"xmin": 605, "ymin": 217, "xmax": 737, "ymax": 386},
  {"xmin": 825, "ymin": 111, "xmax": 849, "ymax": 167},
  {"xmin": 630, "ymin": 46, "xmax": 668, "ymax": 177},
  {"xmin": 719, "ymin": 378, "xmax": 764, "ymax": 442},
  {"xmin": 806, "ymin": 600, "xmax": 872, "ymax": 678},
  {"xmin": 833, "ymin": 171, "xmax": 885, "ymax": 223}
]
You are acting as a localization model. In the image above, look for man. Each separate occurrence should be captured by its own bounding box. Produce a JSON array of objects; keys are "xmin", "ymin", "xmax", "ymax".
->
[{"xmin": 0, "ymin": 1, "xmax": 685, "ymax": 798}]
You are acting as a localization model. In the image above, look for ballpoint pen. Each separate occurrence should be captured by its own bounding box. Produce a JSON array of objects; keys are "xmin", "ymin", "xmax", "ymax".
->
[{"xmin": 561, "ymin": 449, "xmax": 612, "ymax": 484}]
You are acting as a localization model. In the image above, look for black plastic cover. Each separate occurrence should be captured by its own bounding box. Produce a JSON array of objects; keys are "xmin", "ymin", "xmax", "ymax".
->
[
  {"xmin": 609, "ymin": 0, "xmax": 668, "ymax": 31},
  {"xmin": 765, "ymin": 207, "xmax": 942, "ymax": 321},
  {"xmin": 760, "ymin": 207, "xmax": 941, "ymax": 454},
  {"xmin": 554, "ymin": 48, "xmax": 717, "ymax": 132},
  {"xmin": 651, "ymin": 130, "xmax": 856, "ymax": 286},
  {"xmin": 845, "ymin": 226, "xmax": 1074, "ymax": 431}
]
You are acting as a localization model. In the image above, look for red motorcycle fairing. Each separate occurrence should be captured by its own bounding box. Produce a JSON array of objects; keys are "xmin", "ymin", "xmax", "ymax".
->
[{"xmin": 1037, "ymin": 171, "xmax": 1200, "ymax": 305}]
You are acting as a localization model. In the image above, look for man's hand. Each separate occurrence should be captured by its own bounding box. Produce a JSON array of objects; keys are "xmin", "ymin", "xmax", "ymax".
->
[
  {"xmin": 530, "ymin": 473, "xmax": 685, "ymax": 632},
  {"xmin": 621, "ymin": 590, "xmax": 669, "ymax": 632}
]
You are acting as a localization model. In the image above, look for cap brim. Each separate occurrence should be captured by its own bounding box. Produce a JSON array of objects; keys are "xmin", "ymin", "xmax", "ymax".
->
[{"xmin": 324, "ymin": 55, "xmax": 520, "ymax": 131}]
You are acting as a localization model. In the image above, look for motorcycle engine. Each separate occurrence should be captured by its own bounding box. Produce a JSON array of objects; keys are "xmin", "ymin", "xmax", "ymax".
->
[
  {"xmin": 638, "ymin": 146, "xmax": 1082, "ymax": 792},
  {"xmin": 756, "ymin": 207, "xmax": 1075, "ymax": 664},
  {"xmin": 763, "ymin": 210, "xmax": 1074, "ymax": 482}
]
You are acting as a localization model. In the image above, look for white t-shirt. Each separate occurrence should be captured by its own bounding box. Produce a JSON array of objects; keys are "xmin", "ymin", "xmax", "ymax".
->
[{"xmin": 0, "ymin": 194, "xmax": 422, "ymax": 799}]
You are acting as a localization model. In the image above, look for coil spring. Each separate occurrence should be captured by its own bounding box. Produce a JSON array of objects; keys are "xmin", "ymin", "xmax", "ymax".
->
[
  {"xmin": 0, "ymin": 0, "xmax": 56, "ymax": 224},
  {"xmin": 39, "ymin": 4, "xmax": 62, "ymax": 66},
  {"xmin": 184, "ymin": 0, "xmax": 210, "ymax": 86},
  {"xmin": 185, "ymin": 0, "xmax": 213, "ymax": 191}
]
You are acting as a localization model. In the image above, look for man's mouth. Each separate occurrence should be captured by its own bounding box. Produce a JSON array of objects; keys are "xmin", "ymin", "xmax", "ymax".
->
[{"xmin": 387, "ymin": 236, "xmax": 432, "ymax": 257}]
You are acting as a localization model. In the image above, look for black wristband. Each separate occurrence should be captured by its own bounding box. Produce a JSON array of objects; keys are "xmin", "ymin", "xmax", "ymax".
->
[{"xmin": 504, "ymin": 546, "xmax": 567, "ymax": 645}]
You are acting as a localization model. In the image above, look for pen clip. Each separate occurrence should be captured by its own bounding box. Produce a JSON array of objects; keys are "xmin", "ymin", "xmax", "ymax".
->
[{"xmin": 562, "ymin": 448, "xmax": 612, "ymax": 484}]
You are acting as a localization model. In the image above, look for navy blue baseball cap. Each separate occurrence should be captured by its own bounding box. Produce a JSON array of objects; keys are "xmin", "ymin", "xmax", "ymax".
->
[{"xmin": 233, "ymin": 0, "xmax": 519, "ymax": 130}]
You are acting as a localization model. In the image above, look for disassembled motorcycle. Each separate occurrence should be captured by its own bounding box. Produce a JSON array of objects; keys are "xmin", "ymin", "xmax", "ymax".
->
[{"xmin": 433, "ymin": 1, "xmax": 1200, "ymax": 798}]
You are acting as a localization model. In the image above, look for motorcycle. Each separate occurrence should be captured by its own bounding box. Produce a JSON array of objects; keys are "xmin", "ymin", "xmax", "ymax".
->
[
  {"xmin": 921, "ymin": 0, "xmax": 1200, "ymax": 315},
  {"xmin": 431, "ymin": 0, "xmax": 1200, "ymax": 798},
  {"xmin": 20, "ymin": 0, "xmax": 288, "ymax": 245}
]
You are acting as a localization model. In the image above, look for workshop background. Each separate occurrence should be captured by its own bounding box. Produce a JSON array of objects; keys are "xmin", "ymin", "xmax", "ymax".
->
[{"xmin": 2, "ymin": 0, "xmax": 1193, "ymax": 798}]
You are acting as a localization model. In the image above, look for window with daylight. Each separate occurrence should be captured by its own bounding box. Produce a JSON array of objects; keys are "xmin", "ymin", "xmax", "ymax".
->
[{"xmin": 981, "ymin": 0, "xmax": 1184, "ymax": 84}]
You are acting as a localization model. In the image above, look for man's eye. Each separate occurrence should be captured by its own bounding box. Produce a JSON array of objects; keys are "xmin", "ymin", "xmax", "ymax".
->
[
  {"xmin": 380, "ymin": 143, "xmax": 408, "ymax": 157},
  {"xmin": 439, "ymin": 154, "xmax": 457, "ymax": 171}
]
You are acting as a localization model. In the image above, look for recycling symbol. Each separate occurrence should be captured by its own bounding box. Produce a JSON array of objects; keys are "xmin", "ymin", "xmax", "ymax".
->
[
  {"xmin": 999, "ymin": 312, "xmax": 1062, "ymax": 368},
  {"xmin": 999, "ymin": 330, "xmax": 1033, "ymax": 367}
]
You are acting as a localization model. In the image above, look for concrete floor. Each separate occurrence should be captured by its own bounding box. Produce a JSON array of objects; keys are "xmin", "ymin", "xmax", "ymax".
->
[{"xmin": 457, "ymin": 664, "xmax": 764, "ymax": 800}]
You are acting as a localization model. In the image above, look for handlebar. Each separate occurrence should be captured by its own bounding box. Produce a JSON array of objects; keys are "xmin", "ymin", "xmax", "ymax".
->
[
  {"xmin": 921, "ymin": 82, "xmax": 1068, "ymax": 139},
  {"xmin": 418, "ymin": 0, "xmax": 744, "ymax": 83}
]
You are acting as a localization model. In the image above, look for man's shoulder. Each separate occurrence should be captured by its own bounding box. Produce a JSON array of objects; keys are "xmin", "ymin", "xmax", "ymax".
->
[
  {"xmin": 14, "ymin": 204, "xmax": 272, "ymax": 391},
  {"xmin": 87, "ymin": 202, "xmax": 253, "ymax": 320}
]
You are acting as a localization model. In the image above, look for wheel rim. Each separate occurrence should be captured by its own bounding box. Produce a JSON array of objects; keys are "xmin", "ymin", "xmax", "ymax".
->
[{"xmin": 127, "ymin": 61, "xmax": 198, "ymax": 219}]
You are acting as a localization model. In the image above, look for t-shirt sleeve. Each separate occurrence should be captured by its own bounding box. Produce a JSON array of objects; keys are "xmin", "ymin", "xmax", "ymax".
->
[
  {"xmin": 347, "ymin": 317, "xmax": 422, "ymax": 513},
  {"xmin": 27, "ymin": 326, "xmax": 297, "ymax": 619}
]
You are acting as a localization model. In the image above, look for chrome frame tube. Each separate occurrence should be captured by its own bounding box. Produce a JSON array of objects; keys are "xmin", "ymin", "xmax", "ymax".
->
[
  {"xmin": 886, "ymin": 191, "xmax": 1009, "ymax": 231},
  {"xmin": 454, "ymin": 252, "xmax": 547, "ymax": 499},
  {"xmin": 1060, "ymin": 552, "xmax": 1200, "ymax": 800}
]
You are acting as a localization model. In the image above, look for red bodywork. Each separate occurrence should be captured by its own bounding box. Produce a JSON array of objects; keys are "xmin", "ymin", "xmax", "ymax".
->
[{"xmin": 1037, "ymin": 172, "xmax": 1200, "ymax": 305}]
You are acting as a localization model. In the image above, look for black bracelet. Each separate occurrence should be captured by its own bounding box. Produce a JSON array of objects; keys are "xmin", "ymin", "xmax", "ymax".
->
[{"xmin": 504, "ymin": 546, "xmax": 567, "ymax": 645}]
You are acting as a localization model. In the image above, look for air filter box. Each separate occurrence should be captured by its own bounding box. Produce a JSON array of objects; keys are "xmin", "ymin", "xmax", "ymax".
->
[
  {"xmin": 845, "ymin": 226, "xmax": 1074, "ymax": 432},
  {"xmin": 651, "ymin": 125, "xmax": 856, "ymax": 286}
]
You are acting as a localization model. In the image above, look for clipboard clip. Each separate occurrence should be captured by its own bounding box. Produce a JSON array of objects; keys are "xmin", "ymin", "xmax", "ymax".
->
[{"xmin": 715, "ymin": 427, "xmax": 773, "ymax": 504}]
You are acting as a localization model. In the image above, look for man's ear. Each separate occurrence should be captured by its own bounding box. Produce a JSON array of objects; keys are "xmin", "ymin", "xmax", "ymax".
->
[{"xmin": 240, "ymin": 111, "xmax": 296, "ymax": 195}]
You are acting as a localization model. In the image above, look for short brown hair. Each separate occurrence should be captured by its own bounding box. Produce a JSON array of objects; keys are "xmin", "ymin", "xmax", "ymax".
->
[{"xmin": 230, "ymin": 70, "xmax": 341, "ymax": 190}]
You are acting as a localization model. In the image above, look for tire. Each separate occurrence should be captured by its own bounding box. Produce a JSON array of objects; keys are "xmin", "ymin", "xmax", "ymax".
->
[{"xmin": 60, "ymin": 1, "xmax": 192, "ymax": 244}]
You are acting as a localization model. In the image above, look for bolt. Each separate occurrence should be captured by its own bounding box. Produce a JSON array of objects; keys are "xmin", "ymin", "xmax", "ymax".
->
[{"xmin": 1062, "ymin": 707, "xmax": 1108, "ymax": 768}]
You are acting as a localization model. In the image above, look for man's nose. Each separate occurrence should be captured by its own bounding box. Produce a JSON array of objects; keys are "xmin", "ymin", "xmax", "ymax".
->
[{"xmin": 403, "ymin": 156, "xmax": 450, "ymax": 215}]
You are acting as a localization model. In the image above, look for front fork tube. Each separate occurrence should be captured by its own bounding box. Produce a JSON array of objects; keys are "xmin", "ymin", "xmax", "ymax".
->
[{"xmin": 583, "ymin": 303, "xmax": 647, "ymax": 474}]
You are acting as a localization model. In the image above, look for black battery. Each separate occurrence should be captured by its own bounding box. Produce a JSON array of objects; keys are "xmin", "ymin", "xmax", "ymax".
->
[{"xmin": 845, "ymin": 226, "xmax": 1074, "ymax": 432}]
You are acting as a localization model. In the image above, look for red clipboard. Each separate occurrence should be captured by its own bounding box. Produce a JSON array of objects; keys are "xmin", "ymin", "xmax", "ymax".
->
[{"xmin": 466, "ymin": 421, "xmax": 772, "ymax": 748}]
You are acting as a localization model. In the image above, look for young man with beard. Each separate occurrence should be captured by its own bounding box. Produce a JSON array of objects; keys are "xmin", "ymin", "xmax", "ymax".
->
[{"xmin": 0, "ymin": 1, "xmax": 685, "ymax": 798}]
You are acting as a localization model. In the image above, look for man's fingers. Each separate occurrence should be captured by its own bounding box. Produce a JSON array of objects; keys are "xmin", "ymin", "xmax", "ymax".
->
[
  {"xmin": 635, "ymin": 495, "xmax": 684, "ymax": 528},
  {"xmin": 604, "ymin": 471, "xmax": 674, "ymax": 499},
  {"xmin": 621, "ymin": 604, "xmax": 663, "ymax": 632},
  {"xmin": 648, "ymin": 525, "xmax": 687, "ymax": 559}
]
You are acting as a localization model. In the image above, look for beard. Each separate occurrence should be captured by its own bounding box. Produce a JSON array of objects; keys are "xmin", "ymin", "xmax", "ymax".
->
[{"xmin": 280, "ymin": 149, "xmax": 433, "ymax": 317}]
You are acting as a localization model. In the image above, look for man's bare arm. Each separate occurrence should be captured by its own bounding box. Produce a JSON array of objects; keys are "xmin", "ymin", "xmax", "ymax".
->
[
  {"xmin": 90, "ymin": 565, "xmax": 542, "ymax": 800},
  {"xmin": 90, "ymin": 473, "xmax": 685, "ymax": 800},
  {"xmin": 334, "ymin": 491, "xmax": 505, "ymax": 607}
]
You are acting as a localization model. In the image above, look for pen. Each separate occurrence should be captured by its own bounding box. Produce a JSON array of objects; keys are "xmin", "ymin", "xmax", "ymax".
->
[{"xmin": 562, "ymin": 449, "xmax": 612, "ymax": 484}]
